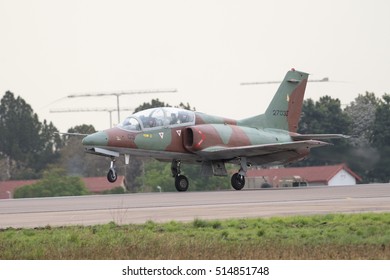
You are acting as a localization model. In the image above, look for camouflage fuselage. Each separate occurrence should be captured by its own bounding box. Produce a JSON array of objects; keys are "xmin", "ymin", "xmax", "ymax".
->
[{"xmin": 82, "ymin": 107, "xmax": 301, "ymax": 165}]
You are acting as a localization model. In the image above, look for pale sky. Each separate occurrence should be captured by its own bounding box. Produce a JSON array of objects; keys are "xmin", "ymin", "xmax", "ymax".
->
[{"xmin": 1, "ymin": 0, "xmax": 389, "ymax": 132}]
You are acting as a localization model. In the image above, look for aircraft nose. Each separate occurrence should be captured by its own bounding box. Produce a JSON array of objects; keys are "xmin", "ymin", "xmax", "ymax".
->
[{"xmin": 82, "ymin": 131, "xmax": 109, "ymax": 146}]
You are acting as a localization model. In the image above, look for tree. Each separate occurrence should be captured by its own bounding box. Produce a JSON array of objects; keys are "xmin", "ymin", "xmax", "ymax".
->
[
  {"xmin": 299, "ymin": 96, "xmax": 350, "ymax": 135},
  {"xmin": 34, "ymin": 120, "xmax": 63, "ymax": 172},
  {"xmin": 344, "ymin": 92, "xmax": 379, "ymax": 147},
  {"xmin": 344, "ymin": 92, "xmax": 380, "ymax": 181},
  {"xmin": 13, "ymin": 168, "xmax": 89, "ymax": 198},
  {"xmin": 368, "ymin": 93, "xmax": 390, "ymax": 182},
  {"xmin": 0, "ymin": 91, "xmax": 62, "ymax": 179},
  {"xmin": 57, "ymin": 125, "xmax": 109, "ymax": 177},
  {"xmin": 296, "ymin": 96, "xmax": 352, "ymax": 166},
  {"xmin": 371, "ymin": 94, "xmax": 390, "ymax": 148},
  {"xmin": 141, "ymin": 160, "xmax": 174, "ymax": 192},
  {"xmin": 134, "ymin": 99, "xmax": 169, "ymax": 113}
]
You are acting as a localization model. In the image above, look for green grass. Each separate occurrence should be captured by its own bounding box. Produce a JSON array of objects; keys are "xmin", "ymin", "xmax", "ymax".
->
[{"xmin": 1, "ymin": 213, "xmax": 390, "ymax": 259}]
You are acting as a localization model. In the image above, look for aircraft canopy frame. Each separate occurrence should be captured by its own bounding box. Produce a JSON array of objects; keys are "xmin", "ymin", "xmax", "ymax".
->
[{"xmin": 118, "ymin": 107, "xmax": 195, "ymax": 131}]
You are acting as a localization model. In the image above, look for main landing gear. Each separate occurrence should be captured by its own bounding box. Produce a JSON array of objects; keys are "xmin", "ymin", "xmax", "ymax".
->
[
  {"xmin": 171, "ymin": 160, "xmax": 189, "ymax": 192},
  {"xmin": 171, "ymin": 158, "xmax": 248, "ymax": 191},
  {"xmin": 107, "ymin": 157, "xmax": 118, "ymax": 183},
  {"xmin": 231, "ymin": 173, "xmax": 245, "ymax": 190},
  {"xmin": 230, "ymin": 157, "xmax": 248, "ymax": 190},
  {"xmin": 105, "ymin": 156, "xmax": 247, "ymax": 191}
]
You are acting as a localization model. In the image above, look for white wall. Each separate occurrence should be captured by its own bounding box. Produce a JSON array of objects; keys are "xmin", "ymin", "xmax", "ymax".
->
[{"xmin": 328, "ymin": 169, "xmax": 356, "ymax": 186}]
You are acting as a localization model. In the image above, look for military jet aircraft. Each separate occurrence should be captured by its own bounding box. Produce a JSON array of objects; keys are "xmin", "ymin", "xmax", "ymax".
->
[{"xmin": 82, "ymin": 69, "xmax": 347, "ymax": 191}]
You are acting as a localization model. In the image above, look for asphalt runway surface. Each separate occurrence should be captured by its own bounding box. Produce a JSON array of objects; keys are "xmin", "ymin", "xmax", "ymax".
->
[{"xmin": 1, "ymin": 184, "xmax": 390, "ymax": 228}]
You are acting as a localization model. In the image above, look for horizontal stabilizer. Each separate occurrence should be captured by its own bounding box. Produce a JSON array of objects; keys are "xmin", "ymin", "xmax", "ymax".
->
[{"xmin": 291, "ymin": 134, "xmax": 350, "ymax": 141}]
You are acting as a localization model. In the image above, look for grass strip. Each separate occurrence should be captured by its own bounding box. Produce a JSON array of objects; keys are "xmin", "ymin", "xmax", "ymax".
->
[{"xmin": 1, "ymin": 213, "xmax": 390, "ymax": 259}]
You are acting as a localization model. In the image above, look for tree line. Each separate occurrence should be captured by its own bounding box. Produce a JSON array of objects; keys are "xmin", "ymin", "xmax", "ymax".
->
[
  {"xmin": 1, "ymin": 90, "xmax": 390, "ymax": 194},
  {"xmin": 296, "ymin": 92, "xmax": 390, "ymax": 183}
]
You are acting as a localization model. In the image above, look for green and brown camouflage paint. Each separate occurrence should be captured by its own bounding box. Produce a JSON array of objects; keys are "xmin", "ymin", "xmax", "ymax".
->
[{"xmin": 82, "ymin": 69, "xmax": 316, "ymax": 166}]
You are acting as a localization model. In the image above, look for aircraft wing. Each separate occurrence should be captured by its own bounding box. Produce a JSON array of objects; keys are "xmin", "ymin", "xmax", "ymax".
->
[{"xmin": 195, "ymin": 140, "xmax": 330, "ymax": 161}]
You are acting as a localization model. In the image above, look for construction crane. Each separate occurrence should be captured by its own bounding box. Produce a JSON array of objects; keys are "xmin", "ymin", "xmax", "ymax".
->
[
  {"xmin": 240, "ymin": 77, "xmax": 329, "ymax": 86},
  {"xmin": 50, "ymin": 107, "xmax": 134, "ymax": 128},
  {"xmin": 66, "ymin": 88, "xmax": 178, "ymax": 123}
]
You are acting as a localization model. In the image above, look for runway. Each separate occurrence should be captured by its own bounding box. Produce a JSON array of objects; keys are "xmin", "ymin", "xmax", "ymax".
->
[{"xmin": 1, "ymin": 184, "xmax": 390, "ymax": 228}]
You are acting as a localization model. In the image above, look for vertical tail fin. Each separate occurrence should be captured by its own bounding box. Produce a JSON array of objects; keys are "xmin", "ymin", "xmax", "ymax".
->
[{"xmin": 239, "ymin": 69, "xmax": 309, "ymax": 132}]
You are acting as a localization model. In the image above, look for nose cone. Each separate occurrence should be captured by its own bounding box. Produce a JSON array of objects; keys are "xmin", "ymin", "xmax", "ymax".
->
[{"xmin": 82, "ymin": 131, "xmax": 109, "ymax": 146}]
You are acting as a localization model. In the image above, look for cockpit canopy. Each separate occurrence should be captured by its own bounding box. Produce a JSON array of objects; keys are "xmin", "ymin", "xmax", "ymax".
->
[{"xmin": 119, "ymin": 107, "xmax": 195, "ymax": 131}]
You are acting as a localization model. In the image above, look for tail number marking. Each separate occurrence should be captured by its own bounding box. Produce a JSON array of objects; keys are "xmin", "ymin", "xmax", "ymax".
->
[{"xmin": 272, "ymin": 110, "xmax": 289, "ymax": 116}]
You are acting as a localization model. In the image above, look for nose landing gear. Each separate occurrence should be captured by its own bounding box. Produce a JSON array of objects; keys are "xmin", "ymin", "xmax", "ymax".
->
[{"xmin": 107, "ymin": 158, "xmax": 118, "ymax": 183}]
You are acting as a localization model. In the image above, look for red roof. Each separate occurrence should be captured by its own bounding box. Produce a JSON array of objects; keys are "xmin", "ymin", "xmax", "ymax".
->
[
  {"xmin": 0, "ymin": 176, "xmax": 124, "ymax": 199},
  {"xmin": 247, "ymin": 164, "xmax": 362, "ymax": 184},
  {"xmin": 0, "ymin": 179, "xmax": 38, "ymax": 199}
]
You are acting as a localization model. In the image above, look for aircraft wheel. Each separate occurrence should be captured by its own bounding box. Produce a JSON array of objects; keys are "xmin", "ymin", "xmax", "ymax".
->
[
  {"xmin": 175, "ymin": 175, "xmax": 189, "ymax": 192},
  {"xmin": 107, "ymin": 169, "xmax": 118, "ymax": 183},
  {"xmin": 231, "ymin": 173, "xmax": 245, "ymax": 190}
]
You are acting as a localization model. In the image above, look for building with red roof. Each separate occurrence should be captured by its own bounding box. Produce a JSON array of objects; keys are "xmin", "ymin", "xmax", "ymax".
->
[
  {"xmin": 0, "ymin": 179, "xmax": 38, "ymax": 199},
  {"xmin": 246, "ymin": 164, "xmax": 362, "ymax": 188}
]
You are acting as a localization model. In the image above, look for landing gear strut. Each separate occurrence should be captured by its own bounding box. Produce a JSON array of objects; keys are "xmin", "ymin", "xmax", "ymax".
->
[
  {"xmin": 231, "ymin": 157, "xmax": 248, "ymax": 190},
  {"xmin": 171, "ymin": 160, "xmax": 189, "ymax": 192},
  {"xmin": 107, "ymin": 157, "xmax": 118, "ymax": 183}
]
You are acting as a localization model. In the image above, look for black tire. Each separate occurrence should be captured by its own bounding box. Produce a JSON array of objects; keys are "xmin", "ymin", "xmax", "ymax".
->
[
  {"xmin": 107, "ymin": 169, "xmax": 118, "ymax": 183},
  {"xmin": 175, "ymin": 175, "xmax": 189, "ymax": 192},
  {"xmin": 261, "ymin": 183, "xmax": 273, "ymax": 188},
  {"xmin": 231, "ymin": 173, "xmax": 245, "ymax": 190}
]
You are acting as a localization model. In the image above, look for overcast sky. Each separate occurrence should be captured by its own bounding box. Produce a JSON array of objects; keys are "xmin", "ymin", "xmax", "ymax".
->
[{"xmin": 1, "ymin": 0, "xmax": 389, "ymax": 132}]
